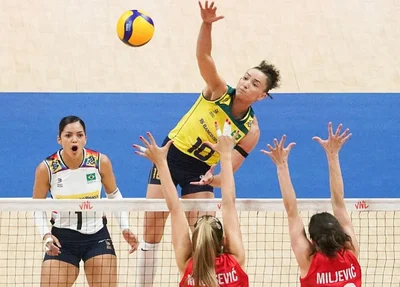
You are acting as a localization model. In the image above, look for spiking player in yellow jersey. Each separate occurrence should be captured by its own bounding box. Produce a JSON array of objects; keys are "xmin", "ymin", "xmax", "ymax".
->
[{"xmin": 134, "ymin": 2, "xmax": 281, "ymax": 286}]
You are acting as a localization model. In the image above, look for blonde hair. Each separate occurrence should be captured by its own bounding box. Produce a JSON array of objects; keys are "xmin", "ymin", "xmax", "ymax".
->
[{"xmin": 191, "ymin": 215, "xmax": 224, "ymax": 287}]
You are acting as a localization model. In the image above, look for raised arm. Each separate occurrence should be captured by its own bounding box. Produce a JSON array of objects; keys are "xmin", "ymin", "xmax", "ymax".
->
[
  {"xmin": 262, "ymin": 135, "xmax": 313, "ymax": 276},
  {"xmin": 313, "ymin": 122, "xmax": 359, "ymax": 257},
  {"xmin": 133, "ymin": 134, "xmax": 192, "ymax": 273},
  {"xmin": 197, "ymin": 1, "xmax": 226, "ymax": 100},
  {"xmin": 204, "ymin": 121, "xmax": 246, "ymax": 266}
]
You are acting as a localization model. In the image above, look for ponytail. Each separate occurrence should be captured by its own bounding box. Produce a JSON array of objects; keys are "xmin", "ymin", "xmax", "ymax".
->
[{"xmin": 192, "ymin": 216, "xmax": 223, "ymax": 287}]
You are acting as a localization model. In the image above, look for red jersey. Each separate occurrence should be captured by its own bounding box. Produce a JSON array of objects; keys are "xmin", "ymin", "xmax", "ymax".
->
[
  {"xmin": 179, "ymin": 253, "xmax": 249, "ymax": 287},
  {"xmin": 300, "ymin": 249, "xmax": 362, "ymax": 287}
]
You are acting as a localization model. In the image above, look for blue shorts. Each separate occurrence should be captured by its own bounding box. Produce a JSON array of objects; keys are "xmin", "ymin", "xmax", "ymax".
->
[
  {"xmin": 148, "ymin": 137, "xmax": 214, "ymax": 196},
  {"xmin": 43, "ymin": 226, "xmax": 116, "ymax": 268}
]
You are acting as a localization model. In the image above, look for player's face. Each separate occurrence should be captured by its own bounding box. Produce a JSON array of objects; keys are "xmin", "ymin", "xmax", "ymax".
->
[
  {"xmin": 57, "ymin": 121, "xmax": 87, "ymax": 158},
  {"xmin": 235, "ymin": 69, "xmax": 268, "ymax": 104}
]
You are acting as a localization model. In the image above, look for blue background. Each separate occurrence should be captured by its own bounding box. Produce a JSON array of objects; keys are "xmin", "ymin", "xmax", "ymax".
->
[{"xmin": 0, "ymin": 92, "xmax": 398, "ymax": 198}]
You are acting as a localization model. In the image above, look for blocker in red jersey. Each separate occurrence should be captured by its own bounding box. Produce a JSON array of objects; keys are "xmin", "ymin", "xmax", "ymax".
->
[{"xmin": 262, "ymin": 122, "xmax": 362, "ymax": 287}]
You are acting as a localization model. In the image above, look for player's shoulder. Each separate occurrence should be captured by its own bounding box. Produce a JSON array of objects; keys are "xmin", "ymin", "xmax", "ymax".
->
[
  {"xmin": 249, "ymin": 115, "xmax": 259, "ymax": 127},
  {"xmin": 36, "ymin": 161, "xmax": 49, "ymax": 175},
  {"xmin": 219, "ymin": 85, "xmax": 236, "ymax": 100},
  {"xmin": 85, "ymin": 148, "xmax": 100, "ymax": 157},
  {"xmin": 245, "ymin": 116, "xmax": 260, "ymax": 138},
  {"xmin": 204, "ymin": 85, "xmax": 235, "ymax": 101},
  {"xmin": 43, "ymin": 150, "xmax": 67, "ymax": 174},
  {"xmin": 82, "ymin": 148, "xmax": 101, "ymax": 168},
  {"xmin": 44, "ymin": 150, "xmax": 60, "ymax": 161},
  {"xmin": 222, "ymin": 252, "xmax": 238, "ymax": 263},
  {"xmin": 236, "ymin": 118, "xmax": 260, "ymax": 151},
  {"xmin": 99, "ymin": 153, "xmax": 111, "ymax": 165}
]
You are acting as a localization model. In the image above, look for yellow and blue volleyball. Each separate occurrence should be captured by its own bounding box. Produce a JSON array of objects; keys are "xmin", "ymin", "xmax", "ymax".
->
[{"xmin": 116, "ymin": 10, "xmax": 154, "ymax": 47}]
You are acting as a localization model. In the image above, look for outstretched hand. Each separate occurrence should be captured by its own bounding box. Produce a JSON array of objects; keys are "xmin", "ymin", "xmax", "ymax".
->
[
  {"xmin": 203, "ymin": 120, "xmax": 237, "ymax": 155},
  {"xmin": 190, "ymin": 164, "xmax": 216, "ymax": 186},
  {"xmin": 313, "ymin": 122, "xmax": 352, "ymax": 155},
  {"xmin": 261, "ymin": 135, "xmax": 296, "ymax": 166},
  {"xmin": 198, "ymin": 1, "xmax": 224, "ymax": 24},
  {"xmin": 132, "ymin": 132, "xmax": 173, "ymax": 166}
]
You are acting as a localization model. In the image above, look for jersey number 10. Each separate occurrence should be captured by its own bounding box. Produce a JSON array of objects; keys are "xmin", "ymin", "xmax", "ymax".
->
[{"xmin": 187, "ymin": 137, "xmax": 215, "ymax": 161}]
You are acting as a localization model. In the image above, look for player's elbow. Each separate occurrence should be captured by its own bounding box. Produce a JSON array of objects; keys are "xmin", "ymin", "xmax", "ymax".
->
[
  {"xmin": 196, "ymin": 54, "xmax": 213, "ymax": 67},
  {"xmin": 196, "ymin": 50, "xmax": 204, "ymax": 58}
]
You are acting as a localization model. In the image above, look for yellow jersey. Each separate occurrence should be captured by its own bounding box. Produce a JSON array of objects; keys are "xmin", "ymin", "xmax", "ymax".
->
[{"xmin": 168, "ymin": 86, "xmax": 255, "ymax": 166}]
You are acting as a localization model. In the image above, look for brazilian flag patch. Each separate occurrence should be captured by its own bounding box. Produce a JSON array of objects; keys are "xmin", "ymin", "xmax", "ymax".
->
[{"xmin": 86, "ymin": 173, "xmax": 96, "ymax": 182}]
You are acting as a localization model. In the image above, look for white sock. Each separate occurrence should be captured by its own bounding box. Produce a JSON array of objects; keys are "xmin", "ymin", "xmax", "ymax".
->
[{"xmin": 136, "ymin": 241, "xmax": 160, "ymax": 287}]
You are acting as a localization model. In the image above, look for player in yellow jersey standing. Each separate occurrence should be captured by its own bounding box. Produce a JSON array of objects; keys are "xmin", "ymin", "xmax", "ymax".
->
[{"xmin": 134, "ymin": 2, "xmax": 280, "ymax": 286}]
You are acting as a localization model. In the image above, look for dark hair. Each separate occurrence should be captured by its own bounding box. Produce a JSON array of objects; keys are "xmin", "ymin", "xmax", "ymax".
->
[
  {"xmin": 58, "ymin": 116, "xmax": 86, "ymax": 136},
  {"xmin": 254, "ymin": 60, "xmax": 281, "ymax": 94},
  {"xmin": 309, "ymin": 212, "xmax": 353, "ymax": 258},
  {"xmin": 191, "ymin": 215, "xmax": 224, "ymax": 287}
]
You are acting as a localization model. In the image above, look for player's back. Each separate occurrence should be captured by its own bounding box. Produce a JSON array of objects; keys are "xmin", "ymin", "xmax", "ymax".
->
[
  {"xmin": 300, "ymin": 249, "xmax": 362, "ymax": 287},
  {"xmin": 179, "ymin": 253, "xmax": 249, "ymax": 287}
]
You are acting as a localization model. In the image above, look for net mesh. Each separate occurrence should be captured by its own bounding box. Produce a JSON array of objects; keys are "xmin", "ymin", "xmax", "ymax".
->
[{"xmin": 0, "ymin": 198, "xmax": 399, "ymax": 286}]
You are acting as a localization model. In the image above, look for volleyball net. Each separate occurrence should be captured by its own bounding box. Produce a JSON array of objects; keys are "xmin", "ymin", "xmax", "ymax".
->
[{"xmin": 0, "ymin": 198, "xmax": 399, "ymax": 286}]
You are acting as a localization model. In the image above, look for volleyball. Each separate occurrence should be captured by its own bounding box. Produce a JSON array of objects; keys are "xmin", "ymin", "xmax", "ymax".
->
[{"xmin": 116, "ymin": 10, "xmax": 155, "ymax": 47}]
